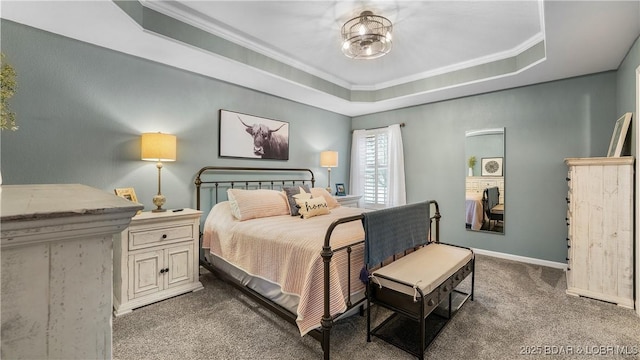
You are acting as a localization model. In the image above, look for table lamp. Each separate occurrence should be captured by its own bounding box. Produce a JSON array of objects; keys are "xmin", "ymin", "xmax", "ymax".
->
[
  {"xmin": 320, "ymin": 151, "xmax": 338, "ymax": 193},
  {"xmin": 141, "ymin": 132, "xmax": 176, "ymax": 212}
]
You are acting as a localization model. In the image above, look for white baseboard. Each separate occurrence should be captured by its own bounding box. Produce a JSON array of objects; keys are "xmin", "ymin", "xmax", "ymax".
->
[{"xmin": 472, "ymin": 248, "xmax": 568, "ymax": 270}]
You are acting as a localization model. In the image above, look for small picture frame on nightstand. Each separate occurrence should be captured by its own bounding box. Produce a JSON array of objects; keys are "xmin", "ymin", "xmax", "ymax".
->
[
  {"xmin": 335, "ymin": 183, "xmax": 346, "ymax": 196},
  {"xmin": 114, "ymin": 187, "xmax": 138, "ymax": 202},
  {"xmin": 114, "ymin": 188, "xmax": 142, "ymax": 214}
]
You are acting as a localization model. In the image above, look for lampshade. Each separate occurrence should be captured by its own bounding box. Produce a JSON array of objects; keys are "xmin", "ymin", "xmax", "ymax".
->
[
  {"xmin": 141, "ymin": 133, "xmax": 176, "ymax": 162},
  {"xmin": 320, "ymin": 151, "xmax": 339, "ymax": 168},
  {"xmin": 341, "ymin": 10, "xmax": 393, "ymax": 60}
]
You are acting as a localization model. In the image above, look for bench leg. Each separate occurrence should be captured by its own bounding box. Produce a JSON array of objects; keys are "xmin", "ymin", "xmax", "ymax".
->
[
  {"xmin": 419, "ymin": 297, "xmax": 425, "ymax": 360},
  {"xmin": 366, "ymin": 293, "xmax": 372, "ymax": 342},
  {"xmin": 471, "ymin": 257, "xmax": 476, "ymax": 301}
]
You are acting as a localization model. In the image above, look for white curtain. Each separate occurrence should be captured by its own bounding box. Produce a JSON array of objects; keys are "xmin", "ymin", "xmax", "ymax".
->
[
  {"xmin": 387, "ymin": 124, "xmax": 407, "ymax": 207},
  {"xmin": 350, "ymin": 129, "xmax": 367, "ymax": 208},
  {"xmin": 350, "ymin": 124, "xmax": 406, "ymax": 208}
]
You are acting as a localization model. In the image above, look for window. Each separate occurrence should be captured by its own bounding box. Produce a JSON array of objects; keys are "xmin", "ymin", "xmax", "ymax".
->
[
  {"xmin": 363, "ymin": 132, "xmax": 388, "ymax": 208},
  {"xmin": 350, "ymin": 124, "xmax": 406, "ymax": 208}
]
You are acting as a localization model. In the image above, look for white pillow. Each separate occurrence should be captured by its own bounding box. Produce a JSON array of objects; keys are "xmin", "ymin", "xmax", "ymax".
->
[{"xmin": 227, "ymin": 189, "xmax": 289, "ymax": 221}]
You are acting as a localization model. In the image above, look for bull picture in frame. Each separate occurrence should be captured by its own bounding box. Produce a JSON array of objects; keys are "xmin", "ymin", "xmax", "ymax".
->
[{"xmin": 219, "ymin": 109, "xmax": 289, "ymax": 160}]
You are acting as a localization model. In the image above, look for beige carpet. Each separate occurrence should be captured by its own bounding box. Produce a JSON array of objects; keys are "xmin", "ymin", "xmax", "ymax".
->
[{"xmin": 113, "ymin": 254, "xmax": 640, "ymax": 359}]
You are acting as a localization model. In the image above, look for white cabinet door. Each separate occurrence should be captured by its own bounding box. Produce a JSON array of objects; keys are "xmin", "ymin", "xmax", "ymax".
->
[
  {"xmin": 165, "ymin": 244, "xmax": 194, "ymax": 289},
  {"xmin": 129, "ymin": 249, "xmax": 163, "ymax": 299}
]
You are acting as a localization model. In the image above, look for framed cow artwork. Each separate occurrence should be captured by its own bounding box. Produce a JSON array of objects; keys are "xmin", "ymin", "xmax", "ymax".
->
[{"xmin": 219, "ymin": 109, "xmax": 289, "ymax": 160}]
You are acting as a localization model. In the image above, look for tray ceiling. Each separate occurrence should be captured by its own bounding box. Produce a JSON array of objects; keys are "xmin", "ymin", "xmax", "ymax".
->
[{"xmin": 2, "ymin": 1, "xmax": 639, "ymax": 116}]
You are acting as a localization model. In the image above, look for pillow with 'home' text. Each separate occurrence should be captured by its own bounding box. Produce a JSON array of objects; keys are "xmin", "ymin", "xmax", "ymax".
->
[{"xmin": 295, "ymin": 196, "xmax": 330, "ymax": 219}]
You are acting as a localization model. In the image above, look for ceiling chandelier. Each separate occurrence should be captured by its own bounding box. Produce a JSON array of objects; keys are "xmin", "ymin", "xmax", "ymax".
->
[{"xmin": 341, "ymin": 10, "xmax": 393, "ymax": 60}]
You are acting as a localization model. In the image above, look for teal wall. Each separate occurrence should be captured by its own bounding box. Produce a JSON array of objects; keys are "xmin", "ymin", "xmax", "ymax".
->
[
  {"xmin": 353, "ymin": 72, "xmax": 618, "ymax": 263},
  {"xmin": 2, "ymin": 19, "xmax": 638, "ymax": 264},
  {"xmin": 616, "ymin": 35, "xmax": 640, "ymax": 156},
  {"xmin": 0, "ymin": 20, "xmax": 351, "ymax": 210}
]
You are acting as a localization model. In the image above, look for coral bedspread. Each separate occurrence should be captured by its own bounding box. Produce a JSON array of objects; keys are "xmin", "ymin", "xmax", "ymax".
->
[{"xmin": 202, "ymin": 202, "xmax": 366, "ymax": 335}]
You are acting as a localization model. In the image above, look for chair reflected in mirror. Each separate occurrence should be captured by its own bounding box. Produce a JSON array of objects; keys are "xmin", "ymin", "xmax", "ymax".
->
[{"xmin": 482, "ymin": 186, "xmax": 503, "ymax": 232}]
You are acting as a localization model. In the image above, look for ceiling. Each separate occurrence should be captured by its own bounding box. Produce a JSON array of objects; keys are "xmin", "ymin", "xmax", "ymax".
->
[{"xmin": 2, "ymin": 1, "xmax": 640, "ymax": 116}]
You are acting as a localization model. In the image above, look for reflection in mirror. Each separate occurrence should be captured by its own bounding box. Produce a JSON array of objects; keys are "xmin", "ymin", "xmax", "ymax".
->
[{"xmin": 465, "ymin": 128, "xmax": 505, "ymax": 234}]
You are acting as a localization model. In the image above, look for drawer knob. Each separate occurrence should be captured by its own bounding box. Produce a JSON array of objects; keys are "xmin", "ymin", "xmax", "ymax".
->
[
  {"xmin": 427, "ymin": 299, "xmax": 435, "ymax": 306},
  {"xmin": 160, "ymin": 269, "xmax": 166, "ymax": 274},
  {"xmin": 159, "ymin": 268, "xmax": 170, "ymax": 274},
  {"xmin": 443, "ymin": 285, "xmax": 449, "ymax": 292},
  {"xmin": 162, "ymin": 234, "xmax": 168, "ymax": 239}
]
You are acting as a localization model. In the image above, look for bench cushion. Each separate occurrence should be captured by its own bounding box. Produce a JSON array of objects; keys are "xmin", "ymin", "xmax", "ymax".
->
[{"xmin": 371, "ymin": 243, "xmax": 473, "ymax": 297}]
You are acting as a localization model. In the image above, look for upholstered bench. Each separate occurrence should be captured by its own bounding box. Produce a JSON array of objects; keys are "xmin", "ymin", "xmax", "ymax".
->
[{"xmin": 366, "ymin": 242, "xmax": 475, "ymax": 360}]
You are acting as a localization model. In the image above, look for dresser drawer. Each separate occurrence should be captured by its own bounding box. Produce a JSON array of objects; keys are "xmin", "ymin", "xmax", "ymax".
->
[
  {"xmin": 479, "ymin": 180, "xmax": 498, "ymax": 188},
  {"xmin": 129, "ymin": 224, "xmax": 194, "ymax": 250}
]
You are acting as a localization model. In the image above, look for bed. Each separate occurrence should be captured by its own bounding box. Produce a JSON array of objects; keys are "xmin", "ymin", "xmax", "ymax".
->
[{"xmin": 195, "ymin": 166, "xmax": 441, "ymax": 359}]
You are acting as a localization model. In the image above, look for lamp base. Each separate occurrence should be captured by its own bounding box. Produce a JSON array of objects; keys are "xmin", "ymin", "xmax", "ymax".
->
[
  {"xmin": 325, "ymin": 186, "xmax": 332, "ymax": 194},
  {"xmin": 152, "ymin": 194, "xmax": 167, "ymax": 212}
]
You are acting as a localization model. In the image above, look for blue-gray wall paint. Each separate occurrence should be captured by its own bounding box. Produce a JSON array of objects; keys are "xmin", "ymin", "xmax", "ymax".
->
[
  {"xmin": 2, "ymin": 20, "xmax": 638, "ymax": 264},
  {"xmin": 616, "ymin": 35, "xmax": 640, "ymax": 155},
  {"xmin": 353, "ymin": 72, "xmax": 618, "ymax": 263},
  {"xmin": 0, "ymin": 20, "xmax": 351, "ymax": 210}
]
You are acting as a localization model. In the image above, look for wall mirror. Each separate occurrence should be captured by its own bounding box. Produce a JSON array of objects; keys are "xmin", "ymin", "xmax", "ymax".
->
[{"xmin": 465, "ymin": 128, "xmax": 505, "ymax": 234}]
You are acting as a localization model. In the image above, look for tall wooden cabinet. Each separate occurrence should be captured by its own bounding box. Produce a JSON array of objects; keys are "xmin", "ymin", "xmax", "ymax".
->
[
  {"xmin": 1, "ymin": 184, "xmax": 141, "ymax": 359},
  {"xmin": 565, "ymin": 157, "xmax": 634, "ymax": 308}
]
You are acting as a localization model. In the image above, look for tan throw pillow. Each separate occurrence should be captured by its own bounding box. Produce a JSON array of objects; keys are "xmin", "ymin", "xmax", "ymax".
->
[
  {"xmin": 311, "ymin": 187, "xmax": 341, "ymax": 209},
  {"xmin": 227, "ymin": 189, "xmax": 289, "ymax": 221},
  {"xmin": 295, "ymin": 196, "xmax": 330, "ymax": 219}
]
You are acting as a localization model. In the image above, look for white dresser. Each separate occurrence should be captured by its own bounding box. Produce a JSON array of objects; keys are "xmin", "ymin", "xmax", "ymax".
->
[
  {"xmin": 1, "ymin": 184, "xmax": 141, "ymax": 359},
  {"xmin": 113, "ymin": 208, "xmax": 203, "ymax": 316},
  {"xmin": 565, "ymin": 157, "xmax": 634, "ymax": 308},
  {"xmin": 465, "ymin": 176, "xmax": 504, "ymax": 204}
]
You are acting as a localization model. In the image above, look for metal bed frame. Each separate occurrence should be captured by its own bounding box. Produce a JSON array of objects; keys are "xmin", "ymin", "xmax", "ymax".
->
[
  {"xmin": 194, "ymin": 166, "xmax": 442, "ymax": 359},
  {"xmin": 195, "ymin": 166, "xmax": 366, "ymax": 359}
]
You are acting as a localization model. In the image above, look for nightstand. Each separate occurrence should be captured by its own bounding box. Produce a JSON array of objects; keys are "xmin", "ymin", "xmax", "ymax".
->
[
  {"xmin": 113, "ymin": 208, "xmax": 203, "ymax": 316},
  {"xmin": 334, "ymin": 194, "xmax": 363, "ymax": 207}
]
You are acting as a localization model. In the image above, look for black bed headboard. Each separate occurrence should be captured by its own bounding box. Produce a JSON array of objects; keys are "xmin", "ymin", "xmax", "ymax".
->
[{"xmin": 194, "ymin": 166, "xmax": 316, "ymax": 211}]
